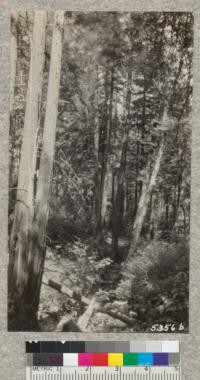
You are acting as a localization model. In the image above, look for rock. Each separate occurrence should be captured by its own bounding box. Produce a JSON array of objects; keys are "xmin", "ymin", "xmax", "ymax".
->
[
  {"xmin": 38, "ymin": 311, "xmax": 49, "ymax": 320},
  {"xmin": 56, "ymin": 316, "xmax": 82, "ymax": 332},
  {"xmin": 155, "ymin": 304, "xmax": 165, "ymax": 314},
  {"xmin": 112, "ymin": 301, "xmax": 128, "ymax": 314},
  {"xmin": 109, "ymin": 291, "xmax": 116, "ymax": 301},
  {"xmin": 49, "ymin": 305, "xmax": 59, "ymax": 314},
  {"xmin": 46, "ymin": 248, "xmax": 54, "ymax": 259},
  {"xmin": 104, "ymin": 302, "xmax": 113, "ymax": 310},
  {"xmin": 139, "ymin": 307, "xmax": 147, "ymax": 314},
  {"xmin": 55, "ymin": 245, "xmax": 62, "ymax": 250},
  {"xmin": 96, "ymin": 291, "xmax": 110, "ymax": 303},
  {"xmin": 129, "ymin": 310, "xmax": 138, "ymax": 318},
  {"xmin": 94, "ymin": 312, "xmax": 127, "ymax": 328}
]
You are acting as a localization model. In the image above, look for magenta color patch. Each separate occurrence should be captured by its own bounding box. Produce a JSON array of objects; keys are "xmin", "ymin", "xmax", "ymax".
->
[{"xmin": 78, "ymin": 353, "xmax": 93, "ymax": 366}]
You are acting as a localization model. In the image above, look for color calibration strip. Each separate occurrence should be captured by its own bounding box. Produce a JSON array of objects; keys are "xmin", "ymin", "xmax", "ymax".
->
[
  {"xmin": 26, "ymin": 342, "xmax": 181, "ymax": 380},
  {"xmin": 26, "ymin": 341, "xmax": 180, "ymax": 367},
  {"xmin": 26, "ymin": 340, "xmax": 179, "ymax": 354},
  {"xmin": 27, "ymin": 352, "xmax": 180, "ymax": 367}
]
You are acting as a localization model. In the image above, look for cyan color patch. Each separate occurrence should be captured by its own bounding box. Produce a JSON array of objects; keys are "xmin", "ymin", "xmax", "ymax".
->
[{"xmin": 138, "ymin": 353, "xmax": 153, "ymax": 366}]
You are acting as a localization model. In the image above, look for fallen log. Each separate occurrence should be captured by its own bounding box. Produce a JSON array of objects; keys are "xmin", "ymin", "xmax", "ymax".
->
[
  {"xmin": 55, "ymin": 298, "xmax": 97, "ymax": 332},
  {"xmin": 77, "ymin": 297, "xmax": 97, "ymax": 331},
  {"xmin": 97, "ymin": 306, "xmax": 136, "ymax": 326},
  {"xmin": 43, "ymin": 276, "xmax": 136, "ymax": 328},
  {"xmin": 42, "ymin": 276, "xmax": 90, "ymax": 305}
]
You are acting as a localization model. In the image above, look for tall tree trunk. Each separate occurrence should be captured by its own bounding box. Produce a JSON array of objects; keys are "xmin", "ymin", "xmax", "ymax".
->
[
  {"xmin": 101, "ymin": 68, "xmax": 114, "ymax": 223},
  {"xmin": 172, "ymin": 167, "xmax": 186, "ymax": 233},
  {"xmin": 8, "ymin": 11, "xmax": 64, "ymax": 330},
  {"xmin": 134, "ymin": 138, "xmax": 140, "ymax": 218},
  {"xmin": 173, "ymin": 164, "xmax": 182, "ymax": 227},
  {"xmin": 96, "ymin": 67, "xmax": 114, "ymax": 240},
  {"xmin": 93, "ymin": 66, "xmax": 101, "ymax": 230},
  {"xmin": 9, "ymin": 12, "xmax": 47, "ymax": 301},
  {"xmin": 26, "ymin": 11, "xmax": 64, "ymax": 317},
  {"xmin": 95, "ymin": 70, "xmax": 109, "ymax": 238},
  {"xmin": 111, "ymin": 67, "xmax": 132, "ymax": 256},
  {"xmin": 141, "ymin": 78, "xmax": 146, "ymax": 156},
  {"xmin": 10, "ymin": 13, "xmax": 18, "ymax": 117},
  {"xmin": 127, "ymin": 138, "xmax": 165, "ymax": 260},
  {"xmin": 9, "ymin": 13, "xmax": 19, "ymax": 192}
]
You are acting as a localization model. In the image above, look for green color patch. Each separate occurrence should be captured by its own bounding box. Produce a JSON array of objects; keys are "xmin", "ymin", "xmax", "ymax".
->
[{"xmin": 123, "ymin": 353, "xmax": 138, "ymax": 366}]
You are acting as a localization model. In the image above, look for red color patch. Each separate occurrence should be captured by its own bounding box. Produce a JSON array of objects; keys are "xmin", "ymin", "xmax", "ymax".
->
[{"xmin": 93, "ymin": 353, "xmax": 108, "ymax": 366}]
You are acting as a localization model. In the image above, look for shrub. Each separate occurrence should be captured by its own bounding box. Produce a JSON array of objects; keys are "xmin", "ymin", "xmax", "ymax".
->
[{"xmin": 125, "ymin": 239, "xmax": 189, "ymax": 328}]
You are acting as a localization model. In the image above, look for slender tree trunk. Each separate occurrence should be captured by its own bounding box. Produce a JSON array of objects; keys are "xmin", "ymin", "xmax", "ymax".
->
[
  {"xmin": 93, "ymin": 66, "xmax": 101, "ymax": 231},
  {"xmin": 96, "ymin": 67, "xmax": 114, "ymax": 240},
  {"xmin": 8, "ymin": 12, "xmax": 47, "ymax": 301},
  {"xmin": 172, "ymin": 167, "xmax": 186, "ymax": 233},
  {"xmin": 134, "ymin": 138, "xmax": 140, "ymax": 218},
  {"xmin": 101, "ymin": 168, "xmax": 112, "ymax": 224},
  {"xmin": 165, "ymin": 192, "xmax": 169, "ymax": 228},
  {"xmin": 181, "ymin": 205, "xmax": 187, "ymax": 233},
  {"xmin": 141, "ymin": 79, "xmax": 146, "ymax": 156},
  {"xmin": 171, "ymin": 149, "xmax": 183, "ymax": 230},
  {"xmin": 111, "ymin": 67, "xmax": 132, "ymax": 256},
  {"xmin": 127, "ymin": 138, "xmax": 165, "ymax": 259},
  {"xmin": 175, "ymin": 163, "xmax": 182, "ymax": 222},
  {"xmin": 101, "ymin": 68, "xmax": 114, "ymax": 222},
  {"xmin": 95, "ymin": 70, "xmax": 108, "ymax": 238},
  {"xmin": 125, "ymin": 181, "xmax": 129, "ymax": 218},
  {"xmin": 133, "ymin": 79, "xmax": 146, "ymax": 220}
]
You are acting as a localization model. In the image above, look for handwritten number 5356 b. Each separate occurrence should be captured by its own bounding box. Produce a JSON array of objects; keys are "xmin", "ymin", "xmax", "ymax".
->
[{"xmin": 151, "ymin": 323, "xmax": 184, "ymax": 332}]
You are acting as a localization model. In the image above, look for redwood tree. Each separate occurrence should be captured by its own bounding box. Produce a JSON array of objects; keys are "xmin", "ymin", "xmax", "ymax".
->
[{"xmin": 8, "ymin": 11, "xmax": 64, "ymax": 330}]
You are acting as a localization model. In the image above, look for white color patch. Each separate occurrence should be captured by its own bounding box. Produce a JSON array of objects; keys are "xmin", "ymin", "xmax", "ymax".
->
[
  {"xmin": 63, "ymin": 353, "xmax": 78, "ymax": 366},
  {"xmin": 162, "ymin": 341, "xmax": 179, "ymax": 353}
]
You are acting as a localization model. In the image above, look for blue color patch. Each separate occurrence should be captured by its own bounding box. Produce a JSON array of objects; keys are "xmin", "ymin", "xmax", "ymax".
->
[{"xmin": 138, "ymin": 353, "xmax": 153, "ymax": 366}]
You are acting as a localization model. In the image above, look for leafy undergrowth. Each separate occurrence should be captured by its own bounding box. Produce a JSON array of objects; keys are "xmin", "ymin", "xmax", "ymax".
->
[
  {"xmin": 39, "ymin": 237, "xmax": 189, "ymax": 332},
  {"xmin": 122, "ymin": 238, "xmax": 189, "ymax": 332}
]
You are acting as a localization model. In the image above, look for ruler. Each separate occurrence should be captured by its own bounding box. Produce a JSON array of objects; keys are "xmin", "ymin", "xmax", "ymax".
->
[{"xmin": 26, "ymin": 366, "xmax": 181, "ymax": 380}]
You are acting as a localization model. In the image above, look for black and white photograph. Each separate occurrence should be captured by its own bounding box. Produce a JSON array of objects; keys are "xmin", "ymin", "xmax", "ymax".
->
[{"xmin": 8, "ymin": 11, "xmax": 193, "ymax": 332}]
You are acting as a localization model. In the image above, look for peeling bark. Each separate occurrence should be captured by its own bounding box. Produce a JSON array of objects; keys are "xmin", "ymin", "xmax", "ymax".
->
[
  {"xmin": 9, "ymin": 12, "xmax": 47, "ymax": 300},
  {"xmin": 8, "ymin": 11, "xmax": 64, "ymax": 330},
  {"xmin": 26, "ymin": 11, "xmax": 65, "ymax": 317}
]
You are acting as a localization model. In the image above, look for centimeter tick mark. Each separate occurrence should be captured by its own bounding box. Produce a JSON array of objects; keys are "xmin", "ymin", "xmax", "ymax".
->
[{"xmin": 28, "ymin": 367, "xmax": 181, "ymax": 380}]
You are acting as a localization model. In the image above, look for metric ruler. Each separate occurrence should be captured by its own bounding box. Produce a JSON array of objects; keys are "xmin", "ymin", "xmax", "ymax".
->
[{"xmin": 26, "ymin": 366, "xmax": 181, "ymax": 380}]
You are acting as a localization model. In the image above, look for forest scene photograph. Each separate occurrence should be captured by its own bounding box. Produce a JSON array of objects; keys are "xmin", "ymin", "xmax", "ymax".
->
[{"xmin": 8, "ymin": 11, "xmax": 193, "ymax": 332}]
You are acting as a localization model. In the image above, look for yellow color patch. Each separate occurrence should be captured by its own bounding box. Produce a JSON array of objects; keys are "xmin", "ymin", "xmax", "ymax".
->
[{"xmin": 108, "ymin": 353, "xmax": 123, "ymax": 366}]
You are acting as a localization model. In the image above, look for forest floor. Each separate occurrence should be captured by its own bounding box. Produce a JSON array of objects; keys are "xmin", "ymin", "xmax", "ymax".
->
[
  {"xmin": 38, "ymin": 235, "xmax": 189, "ymax": 333},
  {"xmin": 38, "ymin": 238, "xmax": 135, "ymax": 332}
]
